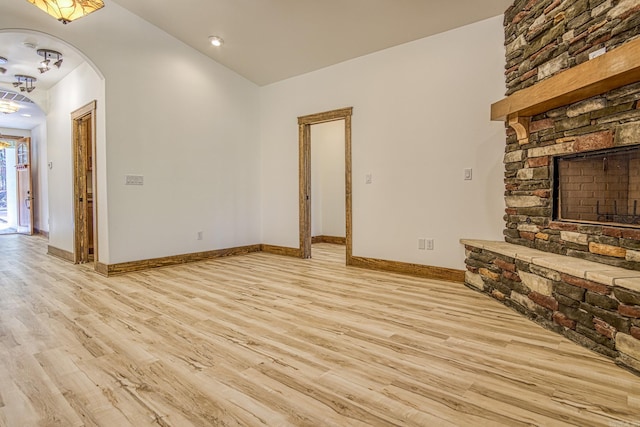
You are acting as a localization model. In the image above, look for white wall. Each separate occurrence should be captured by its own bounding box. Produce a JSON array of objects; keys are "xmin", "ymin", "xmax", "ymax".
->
[
  {"xmin": 31, "ymin": 123, "xmax": 48, "ymax": 233},
  {"xmin": 311, "ymin": 120, "xmax": 346, "ymax": 237},
  {"xmin": 46, "ymin": 62, "xmax": 104, "ymax": 254},
  {"xmin": 3, "ymin": 1, "xmax": 262, "ymax": 264},
  {"xmin": 93, "ymin": 5, "xmax": 261, "ymax": 263},
  {"xmin": 260, "ymin": 16, "xmax": 506, "ymax": 270}
]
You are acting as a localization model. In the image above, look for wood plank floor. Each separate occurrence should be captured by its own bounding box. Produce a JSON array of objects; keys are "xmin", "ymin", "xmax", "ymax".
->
[{"xmin": 0, "ymin": 235, "xmax": 639, "ymax": 426}]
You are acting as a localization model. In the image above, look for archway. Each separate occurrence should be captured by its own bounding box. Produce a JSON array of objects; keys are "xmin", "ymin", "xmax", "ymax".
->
[{"xmin": 0, "ymin": 29, "xmax": 105, "ymax": 268}]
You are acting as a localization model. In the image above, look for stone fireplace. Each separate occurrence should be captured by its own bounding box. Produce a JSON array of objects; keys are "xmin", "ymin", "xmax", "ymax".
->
[
  {"xmin": 462, "ymin": 0, "xmax": 640, "ymax": 375},
  {"xmin": 502, "ymin": 105, "xmax": 640, "ymax": 269}
]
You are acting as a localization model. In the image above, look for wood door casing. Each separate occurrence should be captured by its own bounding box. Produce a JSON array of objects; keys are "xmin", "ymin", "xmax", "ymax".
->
[
  {"xmin": 16, "ymin": 137, "xmax": 33, "ymax": 235},
  {"xmin": 298, "ymin": 107, "xmax": 353, "ymax": 262}
]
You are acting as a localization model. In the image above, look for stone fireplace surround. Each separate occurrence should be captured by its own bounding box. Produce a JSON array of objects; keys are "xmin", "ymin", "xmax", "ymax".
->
[{"xmin": 463, "ymin": 0, "xmax": 640, "ymax": 375}]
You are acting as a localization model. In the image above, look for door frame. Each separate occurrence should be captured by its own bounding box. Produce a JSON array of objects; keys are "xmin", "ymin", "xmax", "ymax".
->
[
  {"xmin": 16, "ymin": 137, "xmax": 34, "ymax": 235},
  {"xmin": 71, "ymin": 100, "xmax": 98, "ymax": 266},
  {"xmin": 298, "ymin": 107, "xmax": 353, "ymax": 263},
  {"xmin": 0, "ymin": 134, "xmax": 26, "ymax": 234}
]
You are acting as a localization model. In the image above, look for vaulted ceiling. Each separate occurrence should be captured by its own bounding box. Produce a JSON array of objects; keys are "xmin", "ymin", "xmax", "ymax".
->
[
  {"xmin": 1, "ymin": 0, "xmax": 512, "ymax": 130},
  {"xmin": 110, "ymin": 0, "xmax": 512, "ymax": 86}
]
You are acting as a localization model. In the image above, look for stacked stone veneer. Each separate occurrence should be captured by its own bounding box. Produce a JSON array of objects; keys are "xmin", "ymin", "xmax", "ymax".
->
[
  {"xmin": 462, "ymin": 0, "xmax": 640, "ymax": 375},
  {"xmin": 504, "ymin": 87, "xmax": 640, "ymax": 269},
  {"xmin": 463, "ymin": 240, "xmax": 640, "ymax": 373},
  {"xmin": 504, "ymin": 0, "xmax": 640, "ymax": 95}
]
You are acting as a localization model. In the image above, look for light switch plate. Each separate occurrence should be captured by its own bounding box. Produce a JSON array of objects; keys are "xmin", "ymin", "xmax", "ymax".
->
[
  {"xmin": 589, "ymin": 47, "xmax": 606, "ymax": 60},
  {"xmin": 125, "ymin": 175, "xmax": 144, "ymax": 185}
]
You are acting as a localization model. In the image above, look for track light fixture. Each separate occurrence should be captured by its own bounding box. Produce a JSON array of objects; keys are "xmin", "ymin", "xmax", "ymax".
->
[
  {"xmin": 14, "ymin": 75, "xmax": 37, "ymax": 93},
  {"xmin": 37, "ymin": 49, "xmax": 63, "ymax": 73}
]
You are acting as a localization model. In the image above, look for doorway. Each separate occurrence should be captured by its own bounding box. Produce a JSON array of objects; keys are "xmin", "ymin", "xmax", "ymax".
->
[
  {"xmin": 0, "ymin": 135, "xmax": 31, "ymax": 235},
  {"xmin": 0, "ymin": 140, "xmax": 16, "ymax": 234},
  {"xmin": 311, "ymin": 120, "xmax": 346, "ymax": 244},
  {"xmin": 298, "ymin": 107, "xmax": 353, "ymax": 263},
  {"xmin": 15, "ymin": 137, "xmax": 33, "ymax": 235},
  {"xmin": 72, "ymin": 101, "xmax": 97, "ymax": 265}
]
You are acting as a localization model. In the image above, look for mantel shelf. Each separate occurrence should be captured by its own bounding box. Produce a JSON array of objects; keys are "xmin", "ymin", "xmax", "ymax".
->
[{"xmin": 491, "ymin": 37, "xmax": 640, "ymax": 144}]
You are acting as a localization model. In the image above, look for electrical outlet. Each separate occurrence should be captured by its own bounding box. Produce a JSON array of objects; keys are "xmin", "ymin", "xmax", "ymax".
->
[{"xmin": 426, "ymin": 239, "xmax": 434, "ymax": 250}]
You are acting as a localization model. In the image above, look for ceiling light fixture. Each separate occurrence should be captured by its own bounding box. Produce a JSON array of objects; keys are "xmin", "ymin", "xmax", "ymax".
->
[
  {"xmin": 25, "ymin": 0, "xmax": 105, "ymax": 24},
  {"xmin": 0, "ymin": 57, "xmax": 7, "ymax": 64},
  {"xmin": 209, "ymin": 36, "xmax": 224, "ymax": 47},
  {"xmin": 37, "ymin": 49, "xmax": 63, "ymax": 73},
  {"xmin": 0, "ymin": 101, "xmax": 20, "ymax": 114},
  {"xmin": 0, "ymin": 67, "xmax": 6, "ymax": 74},
  {"xmin": 14, "ymin": 75, "xmax": 37, "ymax": 93}
]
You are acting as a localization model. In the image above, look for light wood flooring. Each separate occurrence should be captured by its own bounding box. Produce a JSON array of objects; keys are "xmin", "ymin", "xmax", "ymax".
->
[{"xmin": 1, "ymin": 235, "xmax": 639, "ymax": 426}]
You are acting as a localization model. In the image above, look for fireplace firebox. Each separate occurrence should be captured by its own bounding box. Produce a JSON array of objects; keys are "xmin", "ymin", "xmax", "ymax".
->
[{"xmin": 554, "ymin": 146, "xmax": 640, "ymax": 228}]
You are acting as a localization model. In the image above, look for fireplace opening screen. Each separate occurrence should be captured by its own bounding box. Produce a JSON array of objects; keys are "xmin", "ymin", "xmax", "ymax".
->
[{"xmin": 555, "ymin": 146, "xmax": 640, "ymax": 228}]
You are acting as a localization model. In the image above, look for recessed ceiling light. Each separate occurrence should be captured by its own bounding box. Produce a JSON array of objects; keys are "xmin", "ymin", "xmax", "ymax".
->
[
  {"xmin": 21, "ymin": 113, "xmax": 32, "ymax": 117},
  {"xmin": 0, "ymin": 57, "xmax": 7, "ymax": 64},
  {"xmin": 209, "ymin": 36, "xmax": 224, "ymax": 47}
]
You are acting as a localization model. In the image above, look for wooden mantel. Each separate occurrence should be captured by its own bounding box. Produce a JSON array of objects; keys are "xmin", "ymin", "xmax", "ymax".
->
[{"xmin": 491, "ymin": 37, "xmax": 640, "ymax": 144}]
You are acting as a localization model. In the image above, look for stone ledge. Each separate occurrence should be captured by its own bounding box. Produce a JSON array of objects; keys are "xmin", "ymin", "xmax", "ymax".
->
[
  {"xmin": 462, "ymin": 238, "xmax": 640, "ymax": 375},
  {"xmin": 461, "ymin": 239, "xmax": 640, "ymax": 292}
]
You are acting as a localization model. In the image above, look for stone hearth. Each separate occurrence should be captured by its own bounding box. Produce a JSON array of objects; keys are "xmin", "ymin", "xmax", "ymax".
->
[{"xmin": 462, "ymin": 239, "xmax": 640, "ymax": 373}]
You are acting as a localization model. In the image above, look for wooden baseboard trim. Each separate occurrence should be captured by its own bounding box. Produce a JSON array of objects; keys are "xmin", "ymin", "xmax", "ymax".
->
[
  {"xmin": 349, "ymin": 256, "xmax": 465, "ymax": 283},
  {"xmin": 260, "ymin": 244, "xmax": 302, "ymax": 258},
  {"xmin": 34, "ymin": 228, "xmax": 50, "ymax": 239},
  {"xmin": 102, "ymin": 244, "xmax": 262, "ymax": 276},
  {"xmin": 82, "ymin": 243, "xmax": 463, "ymax": 282},
  {"xmin": 94, "ymin": 262, "xmax": 109, "ymax": 276},
  {"xmin": 311, "ymin": 235, "xmax": 346, "ymax": 245},
  {"xmin": 47, "ymin": 245, "xmax": 74, "ymax": 263}
]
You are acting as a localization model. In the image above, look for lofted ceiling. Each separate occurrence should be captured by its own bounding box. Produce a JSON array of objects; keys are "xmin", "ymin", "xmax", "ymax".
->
[
  {"xmin": 0, "ymin": 0, "xmax": 512, "ymax": 130},
  {"xmin": 110, "ymin": 0, "xmax": 512, "ymax": 86}
]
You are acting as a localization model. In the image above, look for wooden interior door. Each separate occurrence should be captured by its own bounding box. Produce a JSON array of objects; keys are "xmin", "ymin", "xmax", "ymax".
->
[
  {"xmin": 72, "ymin": 100, "xmax": 98, "ymax": 265},
  {"xmin": 74, "ymin": 113, "xmax": 93, "ymax": 263},
  {"xmin": 16, "ymin": 137, "xmax": 33, "ymax": 235}
]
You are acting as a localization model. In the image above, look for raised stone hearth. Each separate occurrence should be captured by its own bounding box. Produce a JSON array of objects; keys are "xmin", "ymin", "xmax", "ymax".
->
[{"xmin": 462, "ymin": 239, "xmax": 640, "ymax": 373}]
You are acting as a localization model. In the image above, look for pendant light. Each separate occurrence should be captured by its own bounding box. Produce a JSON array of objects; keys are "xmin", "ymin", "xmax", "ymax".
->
[{"xmin": 25, "ymin": 0, "xmax": 105, "ymax": 24}]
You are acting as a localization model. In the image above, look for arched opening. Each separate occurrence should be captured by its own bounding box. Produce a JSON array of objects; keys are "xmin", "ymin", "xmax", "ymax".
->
[{"xmin": 0, "ymin": 29, "xmax": 105, "ymax": 268}]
